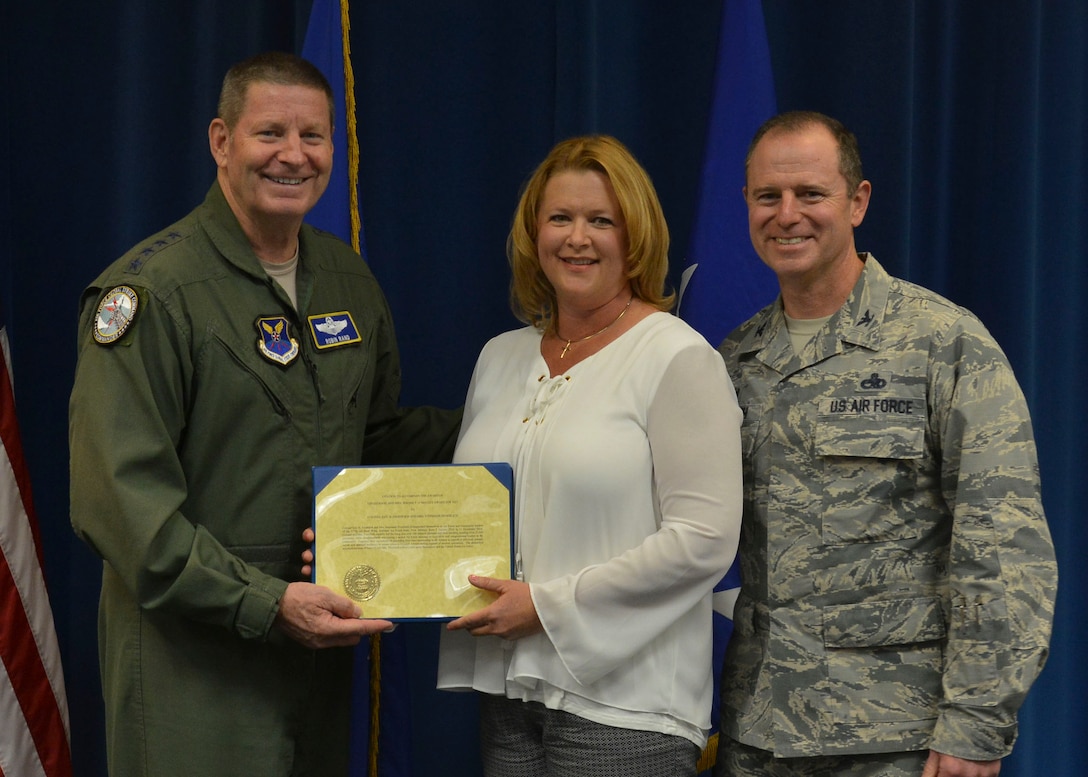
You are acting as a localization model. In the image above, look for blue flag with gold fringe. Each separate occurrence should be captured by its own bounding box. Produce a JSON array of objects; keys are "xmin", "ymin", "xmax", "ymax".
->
[
  {"xmin": 677, "ymin": 1, "xmax": 777, "ymax": 772},
  {"xmin": 302, "ymin": 3, "xmax": 405, "ymax": 776},
  {"xmin": 679, "ymin": 0, "xmax": 778, "ymax": 347},
  {"xmin": 303, "ymin": 0, "xmax": 366, "ymax": 257}
]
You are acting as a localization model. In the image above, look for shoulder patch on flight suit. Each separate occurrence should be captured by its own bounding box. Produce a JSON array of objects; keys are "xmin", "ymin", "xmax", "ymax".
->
[
  {"xmin": 256, "ymin": 316, "xmax": 300, "ymax": 365},
  {"xmin": 93, "ymin": 285, "xmax": 140, "ymax": 345},
  {"xmin": 307, "ymin": 311, "xmax": 361, "ymax": 349}
]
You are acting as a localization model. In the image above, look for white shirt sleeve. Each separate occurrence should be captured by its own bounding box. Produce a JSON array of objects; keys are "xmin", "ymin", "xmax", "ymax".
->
[{"xmin": 530, "ymin": 342, "xmax": 743, "ymax": 685}]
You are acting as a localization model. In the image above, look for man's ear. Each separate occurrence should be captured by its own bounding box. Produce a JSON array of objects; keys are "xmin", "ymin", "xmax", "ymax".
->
[
  {"xmin": 208, "ymin": 118, "xmax": 230, "ymax": 167},
  {"xmin": 851, "ymin": 180, "xmax": 872, "ymax": 228}
]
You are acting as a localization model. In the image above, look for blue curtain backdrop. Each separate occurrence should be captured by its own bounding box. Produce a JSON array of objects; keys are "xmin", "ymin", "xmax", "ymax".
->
[{"xmin": 1, "ymin": 2, "xmax": 1082, "ymax": 775}]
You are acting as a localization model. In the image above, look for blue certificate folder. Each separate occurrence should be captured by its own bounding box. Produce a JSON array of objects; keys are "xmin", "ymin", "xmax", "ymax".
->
[{"xmin": 311, "ymin": 463, "xmax": 513, "ymax": 621}]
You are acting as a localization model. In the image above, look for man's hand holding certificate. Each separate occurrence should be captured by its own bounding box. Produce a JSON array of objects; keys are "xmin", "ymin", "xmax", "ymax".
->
[{"xmin": 311, "ymin": 464, "xmax": 513, "ymax": 620}]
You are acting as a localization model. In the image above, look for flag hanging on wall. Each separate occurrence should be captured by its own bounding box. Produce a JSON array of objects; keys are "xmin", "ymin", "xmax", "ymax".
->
[
  {"xmin": 302, "ymin": 3, "xmax": 408, "ymax": 776},
  {"xmin": 303, "ymin": 0, "xmax": 367, "ymax": 257},
  {"xmin": 679, "ymin": 0, "xmax": 778, "ymax": 348},
  {"xmin": 677, "ymin": 1, "xmax": 777, "ymax": 773},
  {"xmin": 0, "ymin": 303, "xmax": 73, "ymax": 777}
]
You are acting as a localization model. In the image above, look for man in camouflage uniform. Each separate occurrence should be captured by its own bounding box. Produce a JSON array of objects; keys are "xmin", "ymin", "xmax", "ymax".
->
[{"xmin": 714, "ymin": 111, "xmax": 1057, "ymax": 777}]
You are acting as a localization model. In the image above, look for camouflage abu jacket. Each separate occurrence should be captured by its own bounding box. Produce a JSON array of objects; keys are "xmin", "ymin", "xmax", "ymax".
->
[{"xmin": 718, "ymin": 255, "xmax": 1056, "ymax": 760}]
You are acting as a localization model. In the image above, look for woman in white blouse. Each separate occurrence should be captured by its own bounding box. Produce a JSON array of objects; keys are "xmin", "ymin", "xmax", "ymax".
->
[{"xmin": 437, "ymin": 135, "xmax": 743, "ymax": 777}]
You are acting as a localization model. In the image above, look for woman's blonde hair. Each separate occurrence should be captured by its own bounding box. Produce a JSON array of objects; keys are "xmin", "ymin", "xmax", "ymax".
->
[{"xmin": 507, "ymin": 135, "xmax": 674, "ymax": 330}]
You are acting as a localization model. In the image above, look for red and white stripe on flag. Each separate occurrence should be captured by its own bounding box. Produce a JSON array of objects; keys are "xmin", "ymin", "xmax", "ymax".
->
[{"xmin": 0, "ymin": 322, "xmax": 72, "ymax": 777}]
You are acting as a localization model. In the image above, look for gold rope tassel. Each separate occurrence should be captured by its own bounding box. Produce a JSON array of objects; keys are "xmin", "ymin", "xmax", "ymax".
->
[
  {"xmin": 369, "ymin": 632, "xmax": 382, "ymax": 777},
  {"xmin": 336, "ymin": 6, "xmax": 377, "ymax": 774},
  {"xmin": 696, "ymin": 732, "xmax": 718, "ymax": 774},
  {"xmin": 340, "ymin": 0, "xmax": 362, "ymax": 255}
]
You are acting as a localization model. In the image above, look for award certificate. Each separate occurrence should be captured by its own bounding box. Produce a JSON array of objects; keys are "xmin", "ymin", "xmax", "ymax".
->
[{"xmin": 312, "ymin": 463, "xmax": 513, "ymax": 620}]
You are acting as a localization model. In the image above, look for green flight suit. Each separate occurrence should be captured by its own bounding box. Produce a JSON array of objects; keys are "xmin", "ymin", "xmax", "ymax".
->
[{"xmin": 69, "ymin": 182, "xmax": 460, "ymax": 776}]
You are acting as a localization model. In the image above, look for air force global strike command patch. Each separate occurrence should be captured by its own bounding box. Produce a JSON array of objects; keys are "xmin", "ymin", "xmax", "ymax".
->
[
  {"xmin": 256, "ymin": 316, "xmax": 300, "ymax": 366},
  {"xmin": 93, "ymin": 286, "xmax": 140, "ymax": 344},
  {"xmin": 307, "ymin": 311, "xmax": 361, "ymax": 349}
]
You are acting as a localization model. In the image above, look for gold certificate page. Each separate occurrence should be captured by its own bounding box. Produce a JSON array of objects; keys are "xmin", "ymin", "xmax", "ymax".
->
[{"xmin": 313, "ymin": 464, "xmax": 513, "ymax": 620}]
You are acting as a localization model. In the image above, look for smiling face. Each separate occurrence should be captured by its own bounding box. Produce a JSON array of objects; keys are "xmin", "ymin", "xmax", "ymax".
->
[
  {"xmin": 536, "ymin": 169, "xmax": 631, "ymax": 314},
  {"xmin": 744, "ymin": 123, "xmax": 870, "ymax": 298},
  {"xmin": 209, "ymin": 81, "xmax": 333, "ymax": 241}
]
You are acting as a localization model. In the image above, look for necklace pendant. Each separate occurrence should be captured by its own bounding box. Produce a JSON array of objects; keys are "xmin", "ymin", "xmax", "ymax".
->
[{"xmin": 553, "ymin": 296, "xmax": 633, "ymax": 360}]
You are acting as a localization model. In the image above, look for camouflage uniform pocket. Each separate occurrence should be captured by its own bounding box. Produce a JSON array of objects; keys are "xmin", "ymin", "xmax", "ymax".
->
[
  {"xmin": 815, "ymin": 410, "xmax": 925, "ymax": 544},
  {"xmin": 823, "ymin": 596, "xmax": 945, "ymax": 648},
  {"xmin": 821, "ymin": 596, "xmax": 946, "ymax": 723},
  {"xmin": 815, "ymin": 398, "xmax": 925, "ymax": 460}
]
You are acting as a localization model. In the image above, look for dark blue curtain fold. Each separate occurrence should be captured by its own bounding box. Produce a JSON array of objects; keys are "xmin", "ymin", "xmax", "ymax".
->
[{"xmin": 3, "ymin": 2, "xmax": 1083, "ymax": 775}]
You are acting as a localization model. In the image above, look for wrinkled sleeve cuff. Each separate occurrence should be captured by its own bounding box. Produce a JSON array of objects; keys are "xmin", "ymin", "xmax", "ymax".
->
[
  {"xmin": 929, "ymin": 708, "xmax": 1017, "ymax": 761},
  {"xmin": 235, "ymin": 576, "xmax": 289, "ymax": 641}
]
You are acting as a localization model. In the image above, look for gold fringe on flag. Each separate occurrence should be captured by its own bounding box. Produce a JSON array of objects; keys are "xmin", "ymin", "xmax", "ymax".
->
[
  {"xmin": 339, "ymin": 0, "xmax": 362, "ymax": 255},
  {"xmin": 333, "ymin": 6, "xmax": 377, "ymax": 774},
  {"xmin": 696, "ymin": 731, "xmax": 719, "ymax": 773},
  {"xmin": 369, "ymin": 633, "xmax": 382, "ymax": 777}
]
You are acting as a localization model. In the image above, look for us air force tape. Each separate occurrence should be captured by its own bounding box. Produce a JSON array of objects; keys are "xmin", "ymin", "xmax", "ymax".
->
[{"xmin": 93, "ymin": 285, "xmax": 140, "ymax": 345}]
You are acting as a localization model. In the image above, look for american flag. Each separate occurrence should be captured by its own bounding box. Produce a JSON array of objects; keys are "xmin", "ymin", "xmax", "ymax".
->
[{"xmin": 0, "ymin": 306, "xmax": 72, "ymax": 776}]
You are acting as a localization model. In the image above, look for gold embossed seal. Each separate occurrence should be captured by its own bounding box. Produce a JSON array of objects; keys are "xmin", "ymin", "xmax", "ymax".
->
[{"xmin": 343, "ymin": 565, "xmax": 381, "ymax": 602}]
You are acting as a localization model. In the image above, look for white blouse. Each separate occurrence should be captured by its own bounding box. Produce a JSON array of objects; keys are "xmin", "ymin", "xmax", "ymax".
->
[{"xmin": 437, "ymin": 312, "xmax": 742, "ymax": 746}]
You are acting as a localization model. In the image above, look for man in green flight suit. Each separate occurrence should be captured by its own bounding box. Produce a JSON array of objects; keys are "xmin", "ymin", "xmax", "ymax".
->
[{"xmin": 69, "ymin": 51, "xmax": 460, "ymax": 776}]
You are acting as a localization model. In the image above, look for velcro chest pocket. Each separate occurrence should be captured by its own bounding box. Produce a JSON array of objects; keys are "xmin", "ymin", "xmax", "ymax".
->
[
  {"xmin": 815, "ymin": 396, "xmax": 925, "ymax": 460},
  {"xmin": 815, "ymin": 394, "xmax": 926, "ymax": 544}
]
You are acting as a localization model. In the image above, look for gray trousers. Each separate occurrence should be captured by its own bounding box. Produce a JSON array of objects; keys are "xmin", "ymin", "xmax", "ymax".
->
[{"xmin": 479, "ymin": 694, "xmax": 701, "ymax": 777}]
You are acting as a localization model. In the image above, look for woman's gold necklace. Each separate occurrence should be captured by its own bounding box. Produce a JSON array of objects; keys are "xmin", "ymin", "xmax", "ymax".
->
[{"xmin": 555, "ymin": 297, "xmax": 633, "ymax": 359}]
